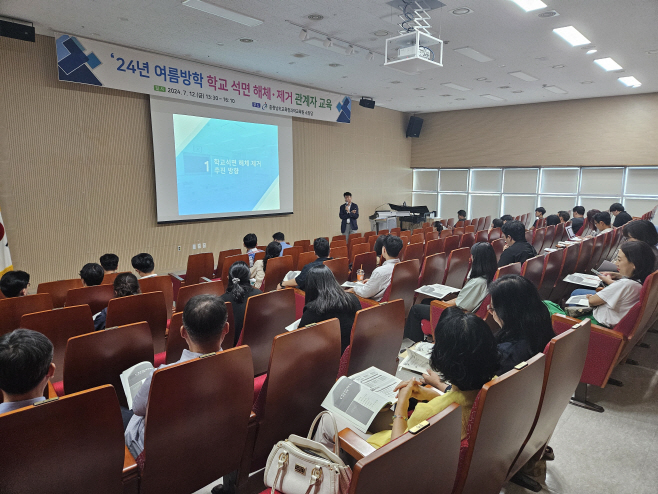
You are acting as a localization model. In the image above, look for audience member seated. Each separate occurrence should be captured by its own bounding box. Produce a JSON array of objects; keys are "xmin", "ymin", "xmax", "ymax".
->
[
  {"xmin": 99, "ymin": 253, "xmax": 119, "ymax": 274},
  {"xmin": 0, "ymin": 329, "xmax": 55, "ymax": 414},
  {"xmin": 243, "ymin": 233, "xmax": 261, "ymax": 268},
  {"xmin": 456, "ymin": 209, "xmax": 467, "ymax": 227},
  {"xmin": 347, "ymin": 235, "xmax": 403, "ymax": 301},
  {"xmin": 272, "ymin": 232, "xmax": 291, "ymax": 256},
  {"xmin": 432, "ymin": 221, "xmax": 444, "ymax": 233},
  {"xmin": 404, "ymin": 242, "xmax": 498, "ymax": 342},
  {"xmin": 501, "ymin": 214, "xmax": 514, "ymax": 224},
  {"xmin": 94, "ymin": 273, "xmax": 141, "ymax": 331},
  {"xmin": 79, "ymin": 262, "xmax": 105, "ymax": 287},
  {"xmin": 0, "ymin": 270, "xmax": 30, "ymax": 298},
  {"xmin": 279, "ymin": 237, "xmax": 332, "ymax": 291},
  {"xmin": 558, "ymin": 211, "xmax": 570, "ymax": 224},
  {"xmin": 582, "ymin": 209, "xmax": 601, "ymax": 236},
  {"xmin": 487, "ymin": 275, "xmax": 555, "ymax": 375},
  {"xmin": 488, "ymin": 217, "xmax": 504, "ymax": 232},
  {"xmin": 298, "ymin": 265, "xmax": 361, "ymax": 353},
  {"xmin": 131, "ymin": 253, "xmax": 156, "ymax": 278},
  {"xmin": 592, "ymin": 211, "xmax": 613, "ymax": 236},
  {"xmin": 124, "ymin": 294, "xmax": 229, "ymax": 458},
  {"xmin": 373, "ymin": 234, "xmax": 387, "ymax": 264},
  {"xmin": 547, "ymin": 241, "xmax": 654, "ymax": 327},
  {"xmin": 251, "ymin": 241, "xmax": 282, "ymax": 290},
  {"xmin": 610, "ymin": 202, "xmax": 633, "ymax": 228},
  {"xmin": 368, "ymin": 307, "xmax": 499, "ymax": 447},
  {"xmin": 545, "ymin": 214, "xmax": 560, "ymax": 226},
  {"xmin": 571, "ymin": 206, "xmax": 585, "ymax": 234},
  {"xmin": 600, "ymin": 219, "xmax": 658, "ymax": 274},
  {"xmin": 219, "ymin": 261, "xmax": 262, "ymax": 345},
  {"xmin": 498, "ymin": 220, "xmax": 537, "ymax": 267},
  {"xmin": 532, "ymin": 207, "xmax": 546, "ymax": 229}
]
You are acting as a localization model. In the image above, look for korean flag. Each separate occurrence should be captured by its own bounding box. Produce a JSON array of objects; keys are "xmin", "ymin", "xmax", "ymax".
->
[{"xmin": 0, "ymin": 208, "xmax": 12, "ymax": 277}]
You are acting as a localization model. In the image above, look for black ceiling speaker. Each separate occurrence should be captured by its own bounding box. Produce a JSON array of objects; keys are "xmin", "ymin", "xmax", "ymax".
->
[
  {"xmin": 0, "ymin": 19, "xmax": 35, "ymax": 42},
  {"xmin": 406, "ymin": 116, "xmax": 423, "ymax": 138},
  {"xmin": 359, "ymin": 97, "xmax": 376, "ymax": 109}
]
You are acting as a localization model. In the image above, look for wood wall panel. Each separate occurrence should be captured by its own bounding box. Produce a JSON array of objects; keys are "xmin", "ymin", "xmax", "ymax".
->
[
  {"xmin": 411, "ymin": 93, "xmax": 658, "ymax": 169},
  {"xmin": 0, "ymin": 36, "xmax": 411, "ymax": 286}
]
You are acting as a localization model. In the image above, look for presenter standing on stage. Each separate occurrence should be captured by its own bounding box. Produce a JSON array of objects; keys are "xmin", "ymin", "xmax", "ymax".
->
[{"xmin": 339, "ymin": 192, "xmax": 359, "ymax": 242}]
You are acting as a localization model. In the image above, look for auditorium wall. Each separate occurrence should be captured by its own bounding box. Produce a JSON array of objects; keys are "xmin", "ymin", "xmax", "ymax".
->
[{"xmin": 0, "ymin": 35, "xmax": 412, "ymax": 285}]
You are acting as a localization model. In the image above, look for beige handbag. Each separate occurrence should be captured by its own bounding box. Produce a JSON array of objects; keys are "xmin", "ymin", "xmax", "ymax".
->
[{"xmin": 264, "ymin": 411, "xmax": 352, "ymax": 494}]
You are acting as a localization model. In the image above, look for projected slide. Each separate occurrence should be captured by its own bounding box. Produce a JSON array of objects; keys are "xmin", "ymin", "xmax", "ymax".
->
[{"xmin": 173, "ymin": 114, "xmax": 280, "ymax": 215}]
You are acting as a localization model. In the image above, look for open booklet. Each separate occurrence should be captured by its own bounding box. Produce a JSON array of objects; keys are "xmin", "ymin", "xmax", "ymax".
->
[
  {"xmin": 566, "ymin": 295, "xmax": 591, "ymax": 307},
  {"xmin": 563, "ymin": 273, "xmax": 601, "ymax": 289},
  {"xmin": 283, "ymin": 270, "xmax": 301, "ymax": 282},
  {"xmin": 399, "ymin": 341, "xmax": 433, "ymax": 375},
  {"xmin": 285, "ymin": 318, "xmax": 301, "ymax": 331},
  {"xmin": 415, "ymin": 284, "xmax": 460, "ymax": 299},
  {"xmin": 120, "ymin": 361, "xmax": 155, "ymax": 410},
  {"xmin": 321, "ymin": 367, "xmax": 401, "ymax": 433},
  {"xmin": 341, "ymin": 281, "xmax": 365, "ymax": 288}
]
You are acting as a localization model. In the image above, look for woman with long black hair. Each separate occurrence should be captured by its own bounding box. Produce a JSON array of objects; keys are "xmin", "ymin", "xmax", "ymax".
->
[{"xmin": 220, "ymin": 261, "xmax": 262, "ymax": 345}]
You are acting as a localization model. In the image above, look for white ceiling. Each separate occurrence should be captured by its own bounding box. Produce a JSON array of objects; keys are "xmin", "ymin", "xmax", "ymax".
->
[{"xmin": 2, "ymin": 0, "xmax": 657, "ymax": 113}]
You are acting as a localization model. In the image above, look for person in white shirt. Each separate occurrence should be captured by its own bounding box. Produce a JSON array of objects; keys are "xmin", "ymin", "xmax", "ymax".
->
[
  {"xmin": 347, "ymin": 235, "xmax": 403, "ymax": 301},
  {"xmin": 0, "ymin": 329, "xmax": 55, "ymax": 415},
  {"xmin": 131, "ymin": 252, "xmax": 156, "ymax": 278},
  {"xmin": 592, "ymin": 211, "xmax": 613, "ymax": 236}
]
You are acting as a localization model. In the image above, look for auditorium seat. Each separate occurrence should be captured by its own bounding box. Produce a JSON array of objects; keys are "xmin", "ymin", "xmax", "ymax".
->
[
  {"xmin": 453, "ymin": 353, "xmax": 546, "ymax": 494},
  {"xmin": 440, "ymin": 229, "xmax": 452, "ymax": 239},
  {"xmin": 521, "ymin": 255, "xmax": 545, "ymax": 288},
  {"xmin": 532, "ymin": 228, "xmax": 546, "ymax": 254},
  {"xmin": 284, "ymin": 245, "xmax": 303, "ymax": 270},
  {"xmin": 20, "ymin": 304, "xmax": 94, "ymax": 382},
  {"xmin": 483, "ymin": 216, "xmax": 492, "ymax": 230},
  {"xmin": 330, "ymin": 245, "xmax": 348, "ymax": 259},
  {"xmin": 410, "ymin": 233, "xmax": 424, "ymax": 244},
  {"xmin": 175, "ymin": 279, "xmax": 223, "ymax": 313},
  {"xmin": 491, "ymin": 238, "xmax": 507, "ymax": 263},
  {"xmin": 101, "ymin": 272, "xmax": 123, "ymax": 285},
  {"xmin": 65, "ymin": 283, "xmax": 114, "ymax": 315},
  {"xmin": 588, "ymin": 232, "xmax": 612, "ymax": 272},
  {"xmin": 538, "ymin": 249, "xmax": 565, "ymax": 300},
  {"xmin": 261, "ymin": 255, "xmax": 293, "ymax": 292},
  {"xmin": 371, "ymin": 259, "xmax": 420, "ymax": 316},
  {"xmin": 0, "ymin": 293, "xmax": 53, "ymax": 336},
  {"xmin": 475, "ymin": 230, "xmax": 489, "ymax": 243},
  {"xmin": 0, "ymin": 385, "xmax": 126, "ymax": 494},
  {"xmin": 215, "ymin": 248, "xmax": 242, "ymax": 278},
  {"xmin": 351, "ymin": 251, "xmax": 377, "ymax": 281},
  {"xmin": 138, "ymin": 347, "xmax": 253, "ymax": 494},
  {"xmin": 350, "ymin": 242, "xmax": 370, "ymax": 265},
  {"xmin": 488, "ymin": 227, "xmax": 502, "ymax": 241},
  {"xmin": 443, "ymin": 235, "xmax": 461, "ymax": 256},
  {"xmin": 348, "ymin": 236, "xmax": 367, "ymax": 256},
  {"xmin": 63, "ymin": 322, "xmax": 153, "ymax": 407},
  {"xmin": 540, "ymin": 225, "xmax": 556, "ymax": 253},
  {"xmin": 460, "ymin": 232, "xmax": 476, "ymax": 249},
  {"xmin": 238, "ymin": 289, "xmax": 296, "ymax": 375},
  {"xmin": 254, "ymin": 251, "xmax": 266, "ymax": 262},
  {"xmin": 332, "ymin": 235, "xmax": 346, "ymax": 242},
  {"xmin": 548, "ymin": 243, "xmax": 580, "ymax": 303},
  {"xmin": 402, "ymin": 242, "xmax": 424, "ymax": 263},
  {"xmin": 551, "ymin": 223, "xmax": 565, "ymax": 249},
  {"xmin": 494, "ymin": 262, "xmax": 522, "ymax": 280},
  {"xmin": 399, "ymin": 231, "xmax": 411, "ymax": 245},
  {"xmin": 169, "ymin": 252, "xmax": 215, "ymax": 301},
  {"xmin": 412, "ymin": 228, "xmax": 424, "ymax": 235},
  {"xmin": 525, "ymin": 230, "xmax": 533, "ymax": 244},
  {"xmin": 293, "ymin": 239, "xmax": 310, "ymax": 249},
  {"xmin": 424, "ymin": 238, "xmax": 444, "ymax": 258},
  {"xmin": 465, "ymin": 225, "xmax": 476, "ymax": 234},
  {"xmin": 348, "ymin": 232, "xmax": 363, "ymax": 239},
  {"xmin": 364, "ymin": 231, "xmax": 377, "ymax": 239},
  {"xmin": 106, "ymin": 291, "xmax": 168, "ymax": 354},
  {"xmin": 444, "ymin": 247, "xmax": 471, "ymax": 290},
  {"xmin": 418, "ymin": 252, "xmax": 447, "ymax": 287},
  {"xmin": 297, "ymin": 251, "xmax": 317, "ymax": 271},
  {"xmin": 324, "ymin": 257, "xmax": 350, "ymax": 284},
  {"xmin": 368, "ymin": 235, "xmax": 378, "ymax": 251},
  {"xmin": 425, "ymin": 230, "xmax": 439, "ymax": 242},
  {"xmin": 574, "ymin": 237, "xmax": 595, "ymax": 273},
  {"xmin": 446, "ymin": 218, "xmax": 455, "ymax": 228},
  {"xmin": 37, "ymin": 278, "xmax": 83, "ymax": 308},
  {"xmin": 248, "ymin": 320, "xmax": 341, "ymax": 470},
  {"xmin": 338, "ymin": 299, "xmax": 405, "ymax": 378},
  {"xmin": 139, "ymin": 275, "xmax": 174, "ymax": 320},
  {"xmin": 378, "ymin": 229, "xmax": 389, "ymax": 236},
  {"xmin": 390, "ymin": 227, "xmax": 401, "ymax": 236},
  {"xmin": 453, "ymin": 227, "xmax": 465, "ymax": 236},
  {"xmin": 219, "ymin": 253, "xmax": 250, "ymax": 289}
]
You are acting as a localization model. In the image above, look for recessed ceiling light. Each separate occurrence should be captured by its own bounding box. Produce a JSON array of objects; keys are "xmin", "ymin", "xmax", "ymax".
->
[
  {"xmin": 498, "ymin": 85, "xmax": 511, "ymax": 89},
  {"xmin": 552, "ymin": 64, "xmax": 565, "ymax": 69},
  {"xmin": 580, "ymin": 81, "xmax": 594, "ymax": 84},
  {"xmin": 535, "ymin": 56, "xmax": 548, "ymax": 61},
  {"xmin": 119, "ymin": 17, "xmax": 129, "ymax": 21},
  {"xmin": 476, "ymin": 77, "xmax": 488, "ymax": 81},
  {"xmin": 308, "ymin": 14, "xmax": 323, "ymax": 21},
  {"xmin": 451, "ymin": 7, "xmax": 473, "ymax": 15},
  {"xmin": 442, "ymin": 83, "xmax": 472, "ymax": 91},
  {"xmin": 292, "ymin": 53, "xmax": 309, "ymax": 58},
  {"xmin": 647, "ymin": 49, "xmax": 658, "ymax": 55},
  {"xmin": 440, "ymin": 94, "xmax": 451, "ymax": 97},
  {"xmin": 414, "ymin": 87, "xmax": 426, "ymax": 90},
  {"xmin": 594, "ymin": 57, "xmax": 623, "ymax": 71},
  {"xmin": 512, "ymin": 90, "xmax": 523, "ymax": 93},
  {"xmin": 288, "ymin": 62, "xmax": 295, "ymax": 65},
  {"xmin": 373, "ymin": 30, "xmax": 389, "ymax": 36},
  {"xmin": 328, "ymin": 63, "xmax": 342, "ymax": 67},
  {"xmin": 481, "ymin": 94, "xmax": 505, "ymax": 101},
  {"xmin": 509, "ymin": 0, "xmax": 547, "ymax": 13},
  {"xmin": 390, "ymin": 80, "xmax": 402, "ymax": 84},
  {"xmin": 586, "ymin": 49, "xmax": 597, "ymax": 55},
  {"xmin": 538, "ymin": 10, "xmax": 559, "ymax": 18},
  {"xmin": 508, "ymin": 71, "xmax": 538, "ymax": 81},
  {"xmin": 455, "ymin": 98, "xmax": 466, "ymax": 101},
  {"xmin": 618, "ymin": 76, "xmax": 642, "ymax": 88},
  {"xmin": 182, "ymin": 0, "xmax": 263, "ymax": 27},
  {"xmin": 544, "ymin": 85, "xmax": 568, "ymax": 94},
  {"xmin": 239, "ymin": 38, "xmax": 254, "ymax": 43},
  {"xmin": 454, "ymin": 47, "xmax": 494, "ymax": 62},
  {"xmin": 553, "ymin": 26, "xmax": 591, "ymax": 47}
]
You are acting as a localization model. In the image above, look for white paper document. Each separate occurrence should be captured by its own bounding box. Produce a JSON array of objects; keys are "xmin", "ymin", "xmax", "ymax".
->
[
  {"xmin": 286, "ymin": 318, "xmax": 301, "ymax": 332},
  {"xmin": 566, "ymin": 295, "xmax": 591, "ymax": 307},
  {"xmin": 321, "ymin": 367, "xmax": 401, "ymax": 433},
  {"xmin": 563, "ymin": 273, "xmax": 601, "ymax": 288},
  {"xmin": 415, "ymin": 284, "xmax": 460, "ymax": 299},
  {"xmin": 120, "ymin": 361, "xmax": 155, "ymax": 410},
  {"xmin": 284, "ymin": 270, "xmax": 301, "ymax": 282},
  {"xmin": 399, "ymin": 342, "xmax": 434, "ymax": 375},
  {"xmin": 341, "ymin": 281, "xmax": 364, "ymax": 288}
]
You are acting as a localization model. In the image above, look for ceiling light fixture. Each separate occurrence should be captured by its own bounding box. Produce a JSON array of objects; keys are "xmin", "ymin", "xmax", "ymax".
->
[
  {"xmin": 390, "ymin": 80, "xmax": 401, "ymax": 84},
  {"xmin": 647, "ymin": 49, "xmax": 658, "ymax": 55},
  {"xmin": 594, "ymin": 57, "xmax": 623, "ymax": 71},
  {"xmin": 543, "ymin": 85, "xmax": 568, "ymax": 94},
  {"xmin": 299, "ymin": 29, "xmax": 308, "ymax": 40},
  {"xmin": 553, "ymin": 26, "xmax": 591, "ymax": 46},
  {"xmin": 509, "ymin": 0, "xmax": 547, "ymax": 13},
  {"xmin": 476, "ymin": 77, "xmax": 488, "ymax": 81},
  {"xmin": 414, "ymin": 87, "xmax": 426, "ymax": 90},
  {"xmin": 441, "ymin": 82, "xmax": 472, "ymax": 91},
  {"xmin": 182, "ymin": 0, "xmax": 263, "ymax": 27},
  {"xmin": 552, "ymin": 64, "xmax": 565, "ymax": 69},
  {"xmin": 366, "ymin": 51, "xmax": 374, "ymax": 61},
  {"xmin": 328, "ymin": 63, "xmax": 342, "ymax": 67},
  {"xmin": 239, "ymin": 38, "xmax": 254, "ymax": 43},
  {"xmin": 508, "ymin": 71, "xmax": 538, "ymax": 81},
  {"xmin": 580, "ymin": 81, "xmax": 593, "ymax": 84},
  {"xmin": 308, "ymin": 14, "xmax": 323, "ymax": 21},
  {"xmin": 373, "ymin": 30, "xmax": 389, "ymax": 36},
  {"xmin": 454, "ymin": 47, "xmax": 494, "ymax": 62},
  {"xmin": 481, "ymin": 94, "xmax": 505, "ymax": 101},
  {"xmin": 586, "ymin": 49, "xmax": 597, "ymax": 54},
  {"xmin": 512, "ymin": 90, "xmax": 523, "ymax": 93},
  {"xmin": 451, "ymin": 7, "xmax": 473, "ymax": 15},
  {"xmin": 538, "ymin": 10, "xmax": 559, "ymax": 18},
  {"xmin": 456, "ymin": 98, "xmax": 466, "ymax": 101},
  {"xmin": 618, "ymin": 76, "xmax": 642, "ymax": 88},
  {"xmin": 323, "ymin": 37, "xmax": 332, "ymax": 47}
]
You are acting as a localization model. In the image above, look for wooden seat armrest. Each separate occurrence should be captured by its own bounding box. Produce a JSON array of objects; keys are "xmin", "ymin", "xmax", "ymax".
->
[
  {"xmin": 589, "ymin": 323, "xmax": 626, "ymax": 340},
  {"xmin": 293, "ymin": 288, "xmax": 305, "ymax": 297},
  {"xmin": 355, "ymin": 295, "xmax": 379, "ymax": 308},
  {"xmin": 168, "ymin": 273, "xmax": 184, "ymax": 282},
  {"xmin": 123, "ymin": 445, "xmax": 138, "ymax": 476},
  {"xmin": 338, "ymin": 428, "xmax": 375, "ymax": 461},
  {"xmin": 430, "ymin": 299, "xmax": 457, "ymax": 310},
  {"xmin": 200, "ymin": 277, "xmax": 213, "ymax": 283}
]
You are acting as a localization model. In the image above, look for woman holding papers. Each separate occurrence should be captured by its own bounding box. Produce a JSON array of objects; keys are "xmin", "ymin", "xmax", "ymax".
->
[
  {"xmin": 368, "ymin": 308, "xmax": 498, "ymax": 447},
  {"xmin": 403, "ymin": 242, "xmax": 498, "ymax": 342}
]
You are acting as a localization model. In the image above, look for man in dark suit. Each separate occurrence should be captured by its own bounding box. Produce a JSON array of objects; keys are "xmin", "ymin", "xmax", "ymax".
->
[{"xmin": 339, "ymin": 192, "xmax": 359, "ymax": 242}]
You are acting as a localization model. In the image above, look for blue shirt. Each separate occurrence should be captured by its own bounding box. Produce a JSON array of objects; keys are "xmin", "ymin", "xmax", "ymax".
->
[
  {"xmin": 0, "ymin": 396, "xmax": 45, "ymax": 415},
  {"xmin": 278, "ymin": 241, "xmax": 291, "ymax": 256}
]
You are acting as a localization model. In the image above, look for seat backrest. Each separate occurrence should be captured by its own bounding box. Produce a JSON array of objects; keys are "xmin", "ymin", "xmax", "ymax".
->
[
  {"xmin": 239, "ymin": 289, "xmax": 296, "ymax": 375},
  {"xmin": 351, "ymin": 251, "xmax": 378, "ymax": 281},
  {"xmin": 64, "ymin": 322, "xmax": 153, "ymax": 407},
  {"xmin": 551, "ymin": 223, "xmax": 565, "ymax": 248},
  {"xmin": 368, "ymin": 235, "xmax": 378, "ymax": 251},
  {"xmin": 412, "ymin": 228, "xmax": 424, "ymax": 235},
  {"xmin": 324, "ymin": 257, "xmax": 350, "ymax": 285},
  {"xmin": 297, "ymin": 251, "xmax": 318, "ymax": 271},
  {"xmin": 532, "ymin": 228, "xmax": 546, "ymax": 253},
  {"xmin": 573, "ymin": 237, "xmax": 594, "ymax": 273},
  {"xmin": 525, "ymin": 230, "xmax": 533, "ymax": 244},
  {"xmin": 622, "ymin": 271, "xmax": 658, "ymax": 352},
  {"xmin": 488, "ymin": 227, "xmax": 502, "ymax": 241},
  {"xmin": 215, "ymin": 248, "xmax": 242, "ymax": 277},
  {"xmin": 106, "ymin": 291, "xmax": 168, "ymax": 353},
  {"xmin": 494, "ymin": 262, "xmax": 522, "ymax": 280},
  {"xmin": 350, "ymin": 242, "xmax": 370, "ymax": 264},
  {"xmin": 586, "ymin": 234, "xmax": 606, "ymax": 272},
  {"xmin": 440, "ymin": 229, "xmax": 452, "ymax": 239},
  {"xmin": 538, "ymin": 249, "xmax": 565, "ymax": 300},
  {"xmin": 540, "ymin": 225, "xmax": 556, "ymax": 253},
  {"xmin": 444, "ymin": 247, "xmax": 471, "ymax": 289},
  {"xmin": 285, "ymin": 245, "xmax": 304, "ymax": 270},
  {"xmin": 363, "ymin": 231, "xmax": 377, "ymax": 239},
  {"xmin": 141, "ymin": 347, "xmax": 254, "ymax": 494},
  {"xmin": 446, "ymin": 218, "xmax": 455, "ymax": 228},
  {"xmin": 37, "ymin": 278, "xmax": 83, "ymax": 308},
  {"xmin": 262, "ymin": 255, "xmax": 294, "ymax": 292},
  {"xmin": 401, "ymin": 242, "xmax": 424, "ymax": 263},
  {"xmin": 424, "ymin": 238, "xmax": 444, "ymax": 258},
  {"xmin": 410, "ymin": 233, "xmax": 424, "ymax": 244},
  {"xmin": 20, "ymin": 305, "xmax": 94, "ymax": 382},
  {"xmin": 443, "ymin": 235, "xmax": 461, "ymax": 256},
  {"xmin": 483, "ymin": 216, "xmax": 492, "ymax": 230},
  {"xmin": 520, "ymin": 255, "xmax": 545, "ymax": 288},
  {"xmin": 377, "ymin": 229, "xmax": 389, "ymax": 236},
  {"xmin": 455, "ymin": 353, "xmax": 546, "ymax": 494},
  {"xmin": 509, "ymin": 319, "xmax": 590, "ymax": 476},
  {"xmin": 548, "ymin": 243, "xmax": 580, "ymax": 302},
  {"xmin": 390, "ymin": 227, "xmax": 401, "ymax": 236},
  {"xmin": 332, "ymin": 235, "xmax": 346, "ymax": 242},
  {"xmin": 139, "ymin": 275, "xmax": 174, "ymax": 319},
  {"xmin": 222, "ymin": 254, "xmax": 250, "ymax": 290},
  {"xmin": 252, "ymin": 320, "xmax": 341, "ymax": 460},
  {"xmin": 460, "ymin": 232, "xmax": 476, "ymax": 249},
  {"xmin": 176, "ymin": 280, "xmax": 224, "ymax": 313},
  {"xmin": 348, "ymin": 236, "xmax": 367, "ymax": 249},
  {"xmin": 183, "ymin": 252, "xmax": 215, "ymax": 286},
  {"xmin": 475, "ymin": 230, "xmax": 489, "ymax": 243},
  {"xmin": 0, "ymin": 293, "xmax": 54, "ymax": 336},
  {"xmin": 399, "ymin": 231, "xmax": 411, "ymax": 244},
  {"xmin": 453, "ymin": 227, "xmax": 465, "ymax": 236},
  {"xmin": 101, "ymin": 272, "xmax": 122, "ymax": 285},
  {"xmin": 0, "ymin": 385, "xmax": 125, "ymax": 494},
  {"xmin": 347, "ymin": 299, "xmax": 405, "ymax": 376},
  {"xmin": 419, "ymin": 253, "xmax": 447, "ymax": 287},
  {"xmin": 166, "ymin": 302, "xmax": 236, "ymax": 364},
  {"xmin": 465, "ymin": 225, "xmax": 476, "ymax": 234},
  {"xmin": 425, "ymin": 230, "xmax": 439, "ymax": 242},
  {"xmin": 389, "ymin": 260, "xmax": 421, "ymax": 315},
  {"xmin": 65, "ymin": 283, "xmax": 115, "ymax": 315},
  {"xmin": 330, "ymin": 245, "xmax": 348, "ymax": 259},
  {"xmin": 491, "ymin": 238, "xmax": 506, "ymax": 262},
  {"xmin": 350, "ymin": 404, "xmax": 461, "ymax": 494},
  {"xmin": 293, "ymin": 239, "xmax": 311, "ymax": 249}
]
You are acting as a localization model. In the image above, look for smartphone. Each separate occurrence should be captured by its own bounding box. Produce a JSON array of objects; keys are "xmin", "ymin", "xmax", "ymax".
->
[{"xmin": 591, "ymin": 268, "xmax": 603, "ymax": 277}]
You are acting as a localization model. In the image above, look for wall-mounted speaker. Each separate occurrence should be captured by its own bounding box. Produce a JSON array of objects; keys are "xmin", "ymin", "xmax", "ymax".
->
[
  {"xmin": 406, "ymin": 116, "xmax": 423, "ymax": 138},
  {"xmin": 0, "ymin": 20, "xmax": 35, "ymax": 42},
  {"xmin": 359, "ymin": 97, "xmax": 376, "ymax": 109}
]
